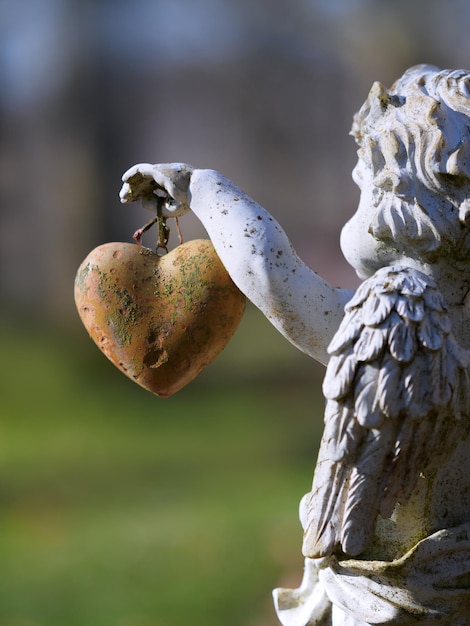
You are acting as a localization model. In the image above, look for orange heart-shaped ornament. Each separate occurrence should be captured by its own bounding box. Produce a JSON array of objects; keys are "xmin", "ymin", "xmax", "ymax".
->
[{"xmin": 74, "ymin": 240, "xmax": 246, "ymax": 397}]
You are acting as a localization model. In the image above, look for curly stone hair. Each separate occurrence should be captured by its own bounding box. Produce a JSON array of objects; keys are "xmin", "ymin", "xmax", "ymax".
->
[{"xmin": 351, "ymin": 64, "xmax": 470, "ymax": 262}]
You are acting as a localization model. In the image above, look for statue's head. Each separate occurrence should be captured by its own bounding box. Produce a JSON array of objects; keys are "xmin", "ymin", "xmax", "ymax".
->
[{"xmin": 342, "ymin": 65, "xmax": 470, "ymax": 278}]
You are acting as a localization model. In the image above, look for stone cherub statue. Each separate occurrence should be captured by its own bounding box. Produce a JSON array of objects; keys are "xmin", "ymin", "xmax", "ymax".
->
[{"xmin": 119, "ymin": 65, "xmax": 470, "ymax": 624}]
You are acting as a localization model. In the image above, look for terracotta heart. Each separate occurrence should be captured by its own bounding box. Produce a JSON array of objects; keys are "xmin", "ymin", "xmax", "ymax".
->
[{"xmin": 74, "ymin": 239, "xmax": 246, "ymax": 397}]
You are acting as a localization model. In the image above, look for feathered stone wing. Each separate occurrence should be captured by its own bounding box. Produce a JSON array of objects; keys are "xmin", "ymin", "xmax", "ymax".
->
[{"xmin": 302, "ymin": 265, "xmax": 470, "ymax": 558}]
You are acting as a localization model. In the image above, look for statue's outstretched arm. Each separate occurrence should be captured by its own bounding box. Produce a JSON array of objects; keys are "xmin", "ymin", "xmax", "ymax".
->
[{"xmin": 120, "ymin": 163, "xmax": 353, "ymax": 365}]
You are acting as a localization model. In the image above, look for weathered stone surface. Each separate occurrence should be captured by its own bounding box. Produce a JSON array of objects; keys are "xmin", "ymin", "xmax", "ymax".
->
[{"xmin": 75, "ymin": 239, "xmax": 246, "ymax": 397}]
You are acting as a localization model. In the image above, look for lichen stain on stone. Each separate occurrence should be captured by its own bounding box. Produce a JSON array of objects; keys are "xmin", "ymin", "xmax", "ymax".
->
[
  {"xmin": 75, "ymin": 263, "xmax": 92, "ymax": 293},
  {"xmin": 107, "ymin": 305, "xmax": 134, "ymax": 346}
]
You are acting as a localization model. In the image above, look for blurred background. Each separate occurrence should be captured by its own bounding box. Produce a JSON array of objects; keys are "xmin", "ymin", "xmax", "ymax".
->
[{"xmin": 2, "ymin": 1, "xmax": 470, "ymax": 624}]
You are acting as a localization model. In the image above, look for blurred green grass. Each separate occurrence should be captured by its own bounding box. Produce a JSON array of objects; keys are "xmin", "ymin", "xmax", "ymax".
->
[{"xmin": 0, "ymin": 305, "xmax": 325, "ymax": 626}]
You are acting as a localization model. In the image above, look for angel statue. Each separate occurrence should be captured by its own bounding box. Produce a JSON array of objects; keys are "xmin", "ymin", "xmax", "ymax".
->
[{"xmin": 119, "ymin": 65, "xmax": 470, "ymax": 624}]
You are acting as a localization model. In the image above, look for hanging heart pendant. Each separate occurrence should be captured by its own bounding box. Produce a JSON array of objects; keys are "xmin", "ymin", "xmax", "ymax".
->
[{"xmin": 74, "ymin": 239, "xmax": 246, "ymax": 397}]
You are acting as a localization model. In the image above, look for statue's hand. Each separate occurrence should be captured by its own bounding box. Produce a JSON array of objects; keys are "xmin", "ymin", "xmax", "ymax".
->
[{"xmin": 120, "ymin": 163, "xmax": 193, "ymax": 218}]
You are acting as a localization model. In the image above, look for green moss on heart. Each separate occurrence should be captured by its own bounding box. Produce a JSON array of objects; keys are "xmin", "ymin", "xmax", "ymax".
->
[
  {"xmin": 75, "ymin": 264, "xmax": 91, "ymax": 293},
  {"xmin": 107, "ymin": 288, "xmax": 139, "ymax": 346},
  {"xmin": 93, "ymin": 264, "xmax": 140, "ymax": 347}
]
